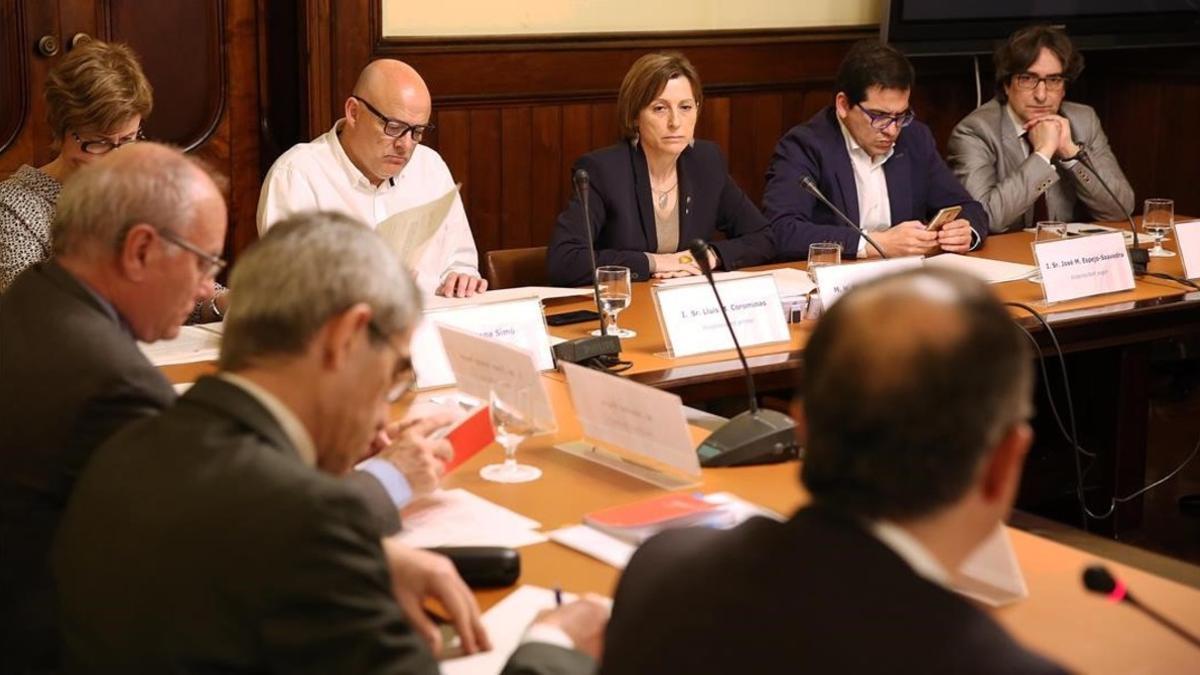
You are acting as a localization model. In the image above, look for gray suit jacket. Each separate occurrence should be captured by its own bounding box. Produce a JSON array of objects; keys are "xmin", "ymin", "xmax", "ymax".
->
[
  {"xmin": 948, "ymin": 98, "xmax": 1135, "ymax": 233},
  {"xmin": 54, "ymin": 376, "xmax": 593, "ymax": 674},
  {"xmin": 0, "ymin": 261, "xmax": 399, "ymax": 674}
]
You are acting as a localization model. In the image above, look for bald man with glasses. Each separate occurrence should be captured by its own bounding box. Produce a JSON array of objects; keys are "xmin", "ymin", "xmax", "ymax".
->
[
  {"xmin": 763, "ymin": 41, "xmax": 987, "ymax": 261},
  {"xmin": 258, "ymin": 59, "xmax": 487, "ymax": 298}
]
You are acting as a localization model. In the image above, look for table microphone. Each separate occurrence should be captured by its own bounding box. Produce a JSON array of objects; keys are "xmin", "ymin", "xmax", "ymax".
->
[
  {"xmin": 552, "ymin": 169, "xmax": 621, "ymax": 366},
  {"xmin": 1057, "ymin": 149, "xmax": 1149, "ymax": 274},
  {"xmin": 688, "ymin": 239, "xmax": 800, "ymax": 467},
  {"xmin": 1082, "ymin": 565, "xmax": 1200, "ymax": 649},
  {"xmin": 799, "ymin": 175, "xmax": 888, "ymax": 259}
]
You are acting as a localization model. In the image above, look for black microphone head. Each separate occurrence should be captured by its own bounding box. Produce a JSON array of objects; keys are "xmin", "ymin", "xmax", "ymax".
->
[
  {"xmin": 688, "ymin": 239, "xmax": 711, "ymax": 274},
  {"xmin": 573, "ymin": 168, "xmax": 589, "ymax": 189},
  {"xmin": 1083, "ymin": 565, "xmax": 1117, "ymax": 594}
]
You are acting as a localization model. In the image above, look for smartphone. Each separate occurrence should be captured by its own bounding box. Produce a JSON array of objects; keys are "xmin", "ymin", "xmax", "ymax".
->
[
  {"xmin": 926, "ymin": 205, "xmax": 963, "ymax": 232},
  {"xmin": 546, "ymin": 310, "xmax": 600, "ymax": 326}
]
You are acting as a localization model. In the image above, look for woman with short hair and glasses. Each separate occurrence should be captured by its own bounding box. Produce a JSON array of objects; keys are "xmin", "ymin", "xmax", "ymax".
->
[
  {"xmin": 948, "ymin": 24, "xmax": 1134, "ymax": 233},
  {"xmin": 546, "ymin": 52, "xmax": 775, "ymax": 287},
  {"xmin": 0, "ymin": 39, "xmax": 227, "ymax": 319}
]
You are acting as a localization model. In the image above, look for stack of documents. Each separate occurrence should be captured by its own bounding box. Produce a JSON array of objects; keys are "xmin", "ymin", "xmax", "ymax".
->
[
  {"xmin": 924, "ymin": 253, "xmax": 1037, "ymax": 284},
  {"xmin": 138, "ymin": 322, "xmax": 223, "ymax": 366},
  {"xmin": 396, "ymin": 489, "xmax": 547, "ymax": 549}
]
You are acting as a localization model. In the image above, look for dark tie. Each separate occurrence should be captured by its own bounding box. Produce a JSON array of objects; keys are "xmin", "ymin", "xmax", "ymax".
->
[{"xmin": 1023, "ymin": 134, "xmax": 1051, "ymax": 224}]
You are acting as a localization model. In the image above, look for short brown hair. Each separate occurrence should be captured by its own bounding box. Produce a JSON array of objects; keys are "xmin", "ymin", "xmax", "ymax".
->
[
  {"xmin": 616, "ymin": 52, "xmax": 702, "ymax": 141},
  {"xmin": 44, "ymin": 40, "xmax": 153, "ymax": 147},
  {"xmin": 994, "ymin": 25, "xmax": 1084, "ymax": 103}
]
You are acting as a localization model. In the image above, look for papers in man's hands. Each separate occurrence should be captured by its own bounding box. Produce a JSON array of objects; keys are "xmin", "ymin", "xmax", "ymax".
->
[
  {"xmin": 138, "ymin": 323, "xmax": 222, "ymax": 366},
  {"xmin": 441, "ymin": 586, "xmax": 606, "ymax": 674},
  {"xmin": 951, "ymin": 525, "xmax": 1028, "ymax": 607},
  {"xmin": 375, "ymin": 184, "xmax": 460, "ymax": 267},
  {"xmin": 924, "ymin": 253, "xmax": 1037, "ymax": 284},
  {"xmin": 396, "ymin": 489, "xmax": 547, "ymax": 549},
  {"xmin": 549, "ymin": 492, "xmax": 781, "ymax": 569}
]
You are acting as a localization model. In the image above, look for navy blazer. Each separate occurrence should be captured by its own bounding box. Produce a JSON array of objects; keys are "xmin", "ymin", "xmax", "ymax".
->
[
  {"xmin": 763, "ymin": 106, "xmax": 988, "ymax": 260},
  {"xmin": 547, "ymin": 140, "xmax": 775, "ymax": 287}
]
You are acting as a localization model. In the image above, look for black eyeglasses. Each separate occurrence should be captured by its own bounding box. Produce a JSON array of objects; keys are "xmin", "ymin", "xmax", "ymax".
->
[
  {"xmin": 367, "ymin": 320, "xmax": 416, "ymax": 403},
  {"xmin": 856, "ymin": 104, "xmax": 915, "ymax": 132},
  {"xmin": 350, "ymin": 95, "xmax": 434, "ymax": 143},
  {"xmin": 1012, "ymin": 73, "xmax": 1068, "ymax": 92},
  {"xmin": 156, "ymin": 228, "xmax": 227, "ymax": 279},
  {"xmin": 72, "ymin": 128, "xmax": 145, "ymax": 155}
]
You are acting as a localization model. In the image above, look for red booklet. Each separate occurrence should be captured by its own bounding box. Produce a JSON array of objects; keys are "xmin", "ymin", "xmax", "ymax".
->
[
  {"xmin": 442, "ymin": 406, "xmax": 495, "ymax": 473},
  {"xmin": 584, "ymin": 493, "xmax": 719, "ymax": 542}
]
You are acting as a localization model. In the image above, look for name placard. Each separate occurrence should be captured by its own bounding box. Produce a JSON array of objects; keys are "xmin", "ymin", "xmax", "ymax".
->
[
  {"xmin": 438, "ymin": 325, "xmax": 556, "ymax": 432},
  {"xmin": 411, "ymin": 296, "xmax": 554, "ymax": 389},
  {"xmin": 1032, "ymin": 231, "xmax": 1135, "ymax": 304},
  {"xmin": 1174, "ymin": 220, "xmax": 1200, "ymax": 280},
  {"xmin": 557, "ymin": 361, "xmax": 700, "ymax": 489},
  {"xmin": 814, "ymin": 256, "xmax": 924, "ymax": 308},
  {"xmin": 651, "ymin": 273, "xmax": 789, "ymax": 358}
]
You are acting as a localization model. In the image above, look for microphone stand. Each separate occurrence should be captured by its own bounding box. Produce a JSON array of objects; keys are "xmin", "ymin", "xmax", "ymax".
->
[{"xmin": 799, "ymin": 176, "xmax": 888, "ymax": 259}]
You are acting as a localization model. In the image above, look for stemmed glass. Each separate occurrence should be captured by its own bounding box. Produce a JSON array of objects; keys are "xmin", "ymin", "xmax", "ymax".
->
[
  {"xmin": 1028, "ymin": 220, "xmax": 1067, "ymax": 284},
  {"xmin": 1143, "ymin": 198, "xmax": 1176, "ymax": 258},
  {"xmin": 591, "ymin": 265, "xmax": 636, "ymax": 339},
  {"xmin": 480, "ymin": 388, "xmax": 542, "ymax": 483}
]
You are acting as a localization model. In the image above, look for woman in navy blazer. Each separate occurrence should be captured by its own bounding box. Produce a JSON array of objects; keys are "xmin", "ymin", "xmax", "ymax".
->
[{"xmin": 547, "ymin": 53, "xmax": 775, "ymax": 287}]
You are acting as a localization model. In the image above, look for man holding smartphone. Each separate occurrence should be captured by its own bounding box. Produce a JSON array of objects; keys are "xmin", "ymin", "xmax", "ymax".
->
[
  {"xmin": 763, "ymin": 41, "xmax": 988, "ymax": 260},
  {"xmin": 948, "ymin": 25, "xmax": 1135, "ymax": 233}
]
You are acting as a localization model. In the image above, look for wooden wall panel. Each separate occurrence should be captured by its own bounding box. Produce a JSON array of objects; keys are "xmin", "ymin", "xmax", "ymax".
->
[{"xmin": 302, "ymin": 0, "xmax": 1200, "ymax": 266}]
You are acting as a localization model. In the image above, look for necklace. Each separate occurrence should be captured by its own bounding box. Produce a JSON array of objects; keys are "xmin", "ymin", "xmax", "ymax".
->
[{"xmin": 652, "ymin": 182, "xmax": 677, "ymax": 210}]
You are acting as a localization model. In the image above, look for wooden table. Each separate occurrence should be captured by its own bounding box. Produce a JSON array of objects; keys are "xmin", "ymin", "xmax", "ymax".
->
[{"xmin": 438, "ymin": 377, "xmax": 1200, "ymax": 675}]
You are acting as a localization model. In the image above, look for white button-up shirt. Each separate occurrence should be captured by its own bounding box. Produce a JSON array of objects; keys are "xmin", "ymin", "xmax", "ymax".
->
[
  {"xmin": 257, "ymin": 120, "xmax": 479, "ymax": 293},
  {"xmin": 839, "ymin": 119, "xmax": 895, "ymax": 257}
]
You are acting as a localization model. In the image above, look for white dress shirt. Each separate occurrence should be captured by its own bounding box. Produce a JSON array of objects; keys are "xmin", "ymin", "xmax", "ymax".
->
[
  {"xmin": 257, "ymin": 120, "xmax": 480, "ymax": 293},
  {"xmin": 838, "ymin": 119, "xmax": 895, "ymax": 258}
]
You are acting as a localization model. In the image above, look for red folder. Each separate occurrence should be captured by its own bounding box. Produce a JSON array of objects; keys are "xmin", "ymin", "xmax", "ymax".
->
[{"xmin": 443, "ymin": 406, "xmax": 495, "ymax": 473}]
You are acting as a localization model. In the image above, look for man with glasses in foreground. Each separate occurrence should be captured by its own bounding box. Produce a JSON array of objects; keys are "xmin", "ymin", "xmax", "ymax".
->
[
  {"xmin": 55, "ymin": 212, "xmax": 606, "ymax": 673},
  {"xmin": 948, "ymin": 25, "xmax": 1134, "ymax": 233},
  {"xmin": 0, "ymin": 145, "xmax": 449, "ymax": 673},
  {"xmin": 258, "ymin": 59, "xmax": 487, "ymax": 297},
  {"xmin": 763, "ymin": 40, "xmax": 987, "ymax": 260}
]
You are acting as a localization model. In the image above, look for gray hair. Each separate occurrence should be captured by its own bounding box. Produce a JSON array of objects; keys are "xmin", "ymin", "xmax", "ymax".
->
[
  {"xmin": 218, "ymin": 211, "xmax": 422, "ymax": 370},
  {"xmin": 52, "ymin": 142, "xmax": 213, "ymax": 258}
]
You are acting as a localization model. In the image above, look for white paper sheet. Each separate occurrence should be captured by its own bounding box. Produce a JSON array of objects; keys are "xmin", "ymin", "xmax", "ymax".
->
[
  {"xmin": 137, "ymin": 323, "xmax": 222, "ymax": 366},
  {"xmin": 425, "ymin": 286, "xmax": 593, "ymax": 310},
  {"xmin": 376, "ymin": 184, "xmax": 460, "ymax": 267},
  {"xmin": 952, "ymin": 525, "xmax": 1029, "ymax": 607},
  {"xmin": 441, "ymin": 586, "xmax": 580, "ymax": 675},
  {"xmin": 395, "ymin": 489, "xmax": 547, "ymax": 549},
  {"xmin": 924, "ymin": 253, "xmax": 1037, "ymax": 284},
  {"xmin": 654, "ymin": 268, "xmax": 816, "ymax": 298},
  {"xmin": 548, "ymin": 525, "xmax": 638, "ymax": 569}
]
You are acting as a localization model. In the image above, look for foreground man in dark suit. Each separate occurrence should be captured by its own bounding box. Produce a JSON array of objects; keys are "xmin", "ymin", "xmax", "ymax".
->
[
  {"xmin": 601, "ymin": 268, "xmax": 1065, "ymax": 674},
  {"xmin": 0, "ymin": 144, "xmax": 448, "ymax": 674},
  {"xmin": 763, "ymin": 41, "xmax": 987, "ymax": 260},
  {"xmin": 54, "ymin": 212, "xmax": 606, "ymax": 673}
]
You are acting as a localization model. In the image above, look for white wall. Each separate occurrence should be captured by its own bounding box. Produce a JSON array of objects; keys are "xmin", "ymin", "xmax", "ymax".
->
[{"xmin": 382, "ymin": 0, "xmax": 883, "ymax": 37}]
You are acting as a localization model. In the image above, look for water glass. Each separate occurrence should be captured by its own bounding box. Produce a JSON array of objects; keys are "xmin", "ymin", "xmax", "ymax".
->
[
  {"xmin": 480, "ymin": 388, "xmax": 542, "ymax": 483},
  {"xmin": 592, "ymin": 265, "xmax": 636, "ymax": 338},
  {"xmin": 807, "ymin": 242, "xmax": 842, "ymax": 283},
  {"xmin": 1143, "ymin": 198, "xmax": 1175, "ymax": 258}
]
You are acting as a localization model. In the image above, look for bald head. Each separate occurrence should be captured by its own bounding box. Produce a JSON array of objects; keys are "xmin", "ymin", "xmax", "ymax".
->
[
  {"xmin": 54, "ymin": 142, "xmax": 223, "ymax": 259},
  {"xmin": 354, "ymin": 59, "xmax": 430, "ymax": 108},
  {"xmin": 342, "ymin": 60, "xmax": 433, "ymax": 184},
  {"xmin": 800, "ymin": 268, "xmax": 1033, "ymax": 521}
]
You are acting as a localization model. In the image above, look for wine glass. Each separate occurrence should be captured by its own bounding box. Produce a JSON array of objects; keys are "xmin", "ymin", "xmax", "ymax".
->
[
  {"xmin": 591, "ymin": 265, "xmax": 636, "ymax": 339},
  {"xmin": 480, "ymin": 388, "xmax": 542, "ymax": 483},
  {"xmin": 807, "ymin": 242, "xmax": 842, "ymax": 284},
  {"xmin": 1143, "ymin": 198, "xmax": 1176, "ymax": 258},
  {"xmin": 1028, "ymin": 220, "xmax": 1067, "ymax": 284}
]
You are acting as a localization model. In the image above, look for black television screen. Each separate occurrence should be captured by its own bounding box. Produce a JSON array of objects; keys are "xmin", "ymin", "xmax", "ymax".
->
[{"xmin": 883, "ymin": 0, "xmax": 1200, "ymax": 55}]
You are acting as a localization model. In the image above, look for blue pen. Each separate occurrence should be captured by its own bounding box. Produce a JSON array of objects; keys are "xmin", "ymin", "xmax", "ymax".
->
[{"xmin": 554, "ymin": 586, "xmax": 563, "ymax": 607}]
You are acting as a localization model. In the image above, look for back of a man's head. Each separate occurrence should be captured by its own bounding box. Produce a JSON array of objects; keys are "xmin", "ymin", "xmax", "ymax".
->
[
  {"xmin": 219, "ymin": 210, "xmax": 421, "ymax": 371},
  {"xmin": 800, "ymin": 268, "xmax": 1032, "ymax": 522},
  {"xmin": 53, "ymin": 142, "xmax": 216, "ymax": 261}
]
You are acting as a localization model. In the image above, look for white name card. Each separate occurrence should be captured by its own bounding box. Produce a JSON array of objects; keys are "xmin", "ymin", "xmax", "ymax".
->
[
  {"xmin": 1174, "ymin": 220, "xmax": 1200, "ymax": 280},
  {"xmin": 558, "ymin": 361, "xmax": 700, "ymax": 489},
  {"xmin": 411, "ymin": 296, "xmax": 553, "ymax": 390},
  {"xmin": 438, "ymin": 325, "xmax": 556, "ymax": 432},
  {"xmin": 1032, "ymin": 231, "xmax": 1135, "ymax": 304},
  {"xmin": 814, "ymin": 256, "xmax": 924, "ymax": 309},
  {"xmin": 651, "ymin": 273, "xmax": 789, "ymax": 358}
]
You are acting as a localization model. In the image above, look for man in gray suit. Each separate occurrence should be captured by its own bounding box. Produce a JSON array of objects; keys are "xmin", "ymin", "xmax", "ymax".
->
[
  {"xmin": 948, "ymin": 25, "xmax": 1134, "ymax": 233},
  {"xmin": 0, "ymin": 144, "xmax": 448, "ymax": 674},
  {"xmin": 54, "ymin": 212, "xmax": 607, "ymax": 673}
]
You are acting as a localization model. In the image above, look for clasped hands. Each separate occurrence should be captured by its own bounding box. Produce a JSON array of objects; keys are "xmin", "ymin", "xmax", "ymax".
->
[
  {"xmin": 1024, "ymin": 113, "xmax": 1079, "ymax": 162},
  {"xmin": 649, "ymin": 247, "xmax": 719, "ymax": 279}
]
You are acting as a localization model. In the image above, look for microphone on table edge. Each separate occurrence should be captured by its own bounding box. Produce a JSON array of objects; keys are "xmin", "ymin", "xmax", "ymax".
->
[
  {"xmin": 1054, "ymin": 148, "xmax": 1148, "ymax": 274},
  {"xmin": 1082, "ymin": 564, "xmax": 1200, "ymax": 649}
]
